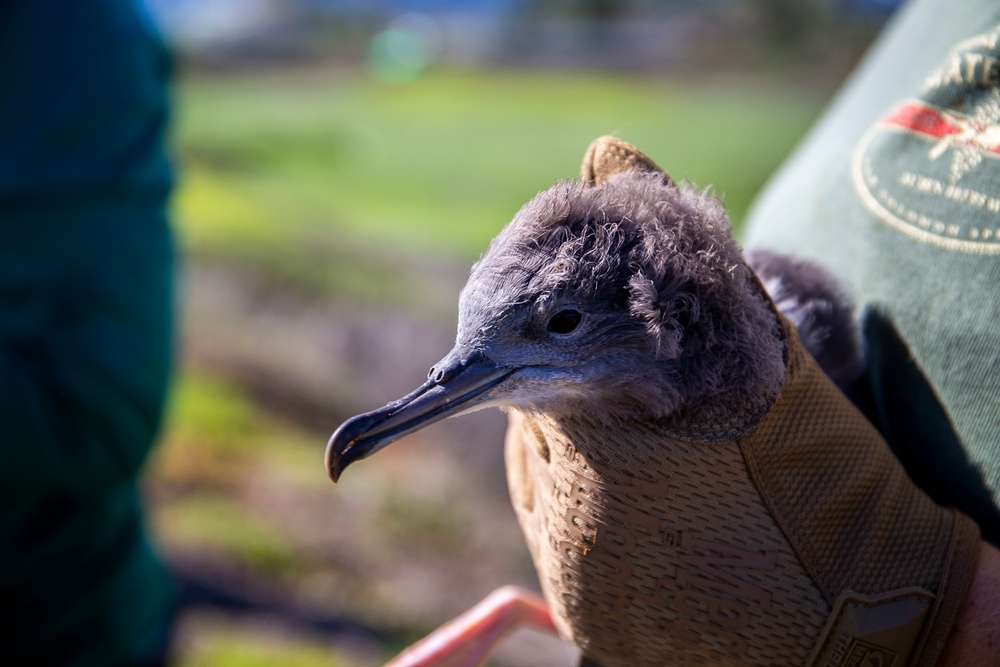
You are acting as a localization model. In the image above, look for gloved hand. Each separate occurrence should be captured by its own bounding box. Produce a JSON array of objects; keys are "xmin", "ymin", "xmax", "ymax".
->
[{"xmin": 505, "ymin": 313, "xmax": 979, "ymax": 667}]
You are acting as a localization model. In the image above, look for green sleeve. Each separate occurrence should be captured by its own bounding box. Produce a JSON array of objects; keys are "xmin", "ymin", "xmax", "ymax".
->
[{"xmin": 0, "ymin": 0, "xmax": 175, "ymax": 494}]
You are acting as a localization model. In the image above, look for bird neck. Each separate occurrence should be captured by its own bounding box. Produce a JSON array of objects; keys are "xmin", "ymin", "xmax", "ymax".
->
[
  {"xmin": 658, "ymin": 373, "xmax": 783, "ymax": 441},
  {"xmin": 661, "ymin": 290, "xmax": 789, "ymax": 442}
]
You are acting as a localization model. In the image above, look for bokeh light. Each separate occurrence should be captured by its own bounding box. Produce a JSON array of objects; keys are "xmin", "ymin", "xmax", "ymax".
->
[{"xmin": 368, "ymin": 14, "xmax": 443, "ymax": 84}]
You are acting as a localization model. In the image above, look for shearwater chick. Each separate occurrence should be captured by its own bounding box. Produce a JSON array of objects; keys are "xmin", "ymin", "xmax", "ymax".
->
[{"xmin": 326, "ymin": 137, "xmax": 979, "ymax": 667}]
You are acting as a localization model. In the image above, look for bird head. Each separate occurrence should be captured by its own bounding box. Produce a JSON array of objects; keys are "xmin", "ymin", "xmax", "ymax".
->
[{"xmin": 326, "ymin": 137, "xmax": 785, "ymax": 481}]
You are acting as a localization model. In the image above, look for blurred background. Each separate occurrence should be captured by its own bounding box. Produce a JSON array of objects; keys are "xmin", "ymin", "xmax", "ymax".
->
[{"xmin": 140, "ymin": 1, "xmax": 899, "ymax": 665}]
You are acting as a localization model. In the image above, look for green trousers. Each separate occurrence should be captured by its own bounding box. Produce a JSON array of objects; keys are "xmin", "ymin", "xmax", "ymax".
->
[{"xmin": 0, "ymin": 1, "xmax": 176, "ymax": 665}]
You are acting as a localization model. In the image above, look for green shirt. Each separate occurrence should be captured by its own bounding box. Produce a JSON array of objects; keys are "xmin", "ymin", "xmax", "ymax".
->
[
  {"xmin": 743, "ymin": 0, "xmax": 1000, "ymax": 544},
  {"xmin": 0, "ymin": 1, "xmax": 175, "ymax": 664}
]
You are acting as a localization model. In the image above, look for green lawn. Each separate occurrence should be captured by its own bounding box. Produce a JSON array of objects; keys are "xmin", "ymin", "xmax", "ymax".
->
[{"xmin": 172, "ymin": 67, "xmax": 822, "ymax": 302}]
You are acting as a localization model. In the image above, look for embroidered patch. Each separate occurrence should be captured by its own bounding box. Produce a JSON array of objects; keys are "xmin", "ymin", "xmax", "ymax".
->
[{"xmin": 853, "ymin": 25, "xmax": 1000, "ymax": 253}]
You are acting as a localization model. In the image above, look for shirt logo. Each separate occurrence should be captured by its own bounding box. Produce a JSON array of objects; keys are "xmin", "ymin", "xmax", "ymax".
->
[{"xmin": 853, "ymin": 26, "xmax": 1000, "ymax": 253}]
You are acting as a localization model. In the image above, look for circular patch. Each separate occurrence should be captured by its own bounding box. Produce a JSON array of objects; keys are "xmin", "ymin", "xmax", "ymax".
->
[{"xmin": 852, "ymin": 27, "xmax": 1000, "ymax": 253}]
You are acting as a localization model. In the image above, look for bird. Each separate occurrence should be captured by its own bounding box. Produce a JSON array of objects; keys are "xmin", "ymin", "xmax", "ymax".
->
[{"xmin": 326, "ymin": 137, "xmax": 978, "ymax": 667}]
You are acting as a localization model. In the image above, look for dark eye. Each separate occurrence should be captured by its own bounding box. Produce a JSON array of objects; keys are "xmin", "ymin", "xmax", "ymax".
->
[{"xmin": 547, "ymin": 309, "xmax": 582, "ymax": 334}]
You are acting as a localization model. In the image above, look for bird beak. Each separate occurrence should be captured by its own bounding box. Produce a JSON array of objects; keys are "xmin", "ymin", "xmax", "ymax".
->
[{"xmin": 325, "ymin": 347, "xmax": 513, "ymax": 482}]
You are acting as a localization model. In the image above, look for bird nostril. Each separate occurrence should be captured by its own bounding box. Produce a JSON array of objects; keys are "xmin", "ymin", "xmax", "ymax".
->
[{"xmin": 429, "ymin": 348, "xmax": 484, "ymax": 384}]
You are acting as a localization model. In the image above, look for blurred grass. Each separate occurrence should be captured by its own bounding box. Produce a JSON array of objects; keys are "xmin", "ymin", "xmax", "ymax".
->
[
  {"xmin": 174, "ymin": 611, "xmax": 354, "ymax": 667},
  {"xmin": 158, "ymin": 492, "xmax": 304, "ymax": 576},
  {"xmin": 172, "ymin": 67, "xmax": 823, "ymax": 303},
  {"xmin": 151, "ymin": 372, "xmax": 312, "ymax": 575}
]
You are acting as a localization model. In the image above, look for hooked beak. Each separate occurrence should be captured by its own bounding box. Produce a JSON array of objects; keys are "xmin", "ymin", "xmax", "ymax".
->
[{"xmin": 325, "ymin": 347, "xmax": 513, "ymax": 482}]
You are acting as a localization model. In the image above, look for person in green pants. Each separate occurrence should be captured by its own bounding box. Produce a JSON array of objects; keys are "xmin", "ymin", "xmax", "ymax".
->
[{"xmin": 0, "ymin": 1, "xmax": 176, "ymax": 665}]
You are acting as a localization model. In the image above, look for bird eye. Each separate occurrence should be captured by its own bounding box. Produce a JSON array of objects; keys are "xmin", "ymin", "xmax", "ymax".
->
[{"xmin": 547, "ymin": 309, "xmax": 582, "ymax": 334}]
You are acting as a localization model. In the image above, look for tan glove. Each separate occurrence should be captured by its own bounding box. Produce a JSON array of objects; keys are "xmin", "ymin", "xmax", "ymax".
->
[{"xmin": 505, "ymin": 314, "xmax": 979, "ymax": 667}]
